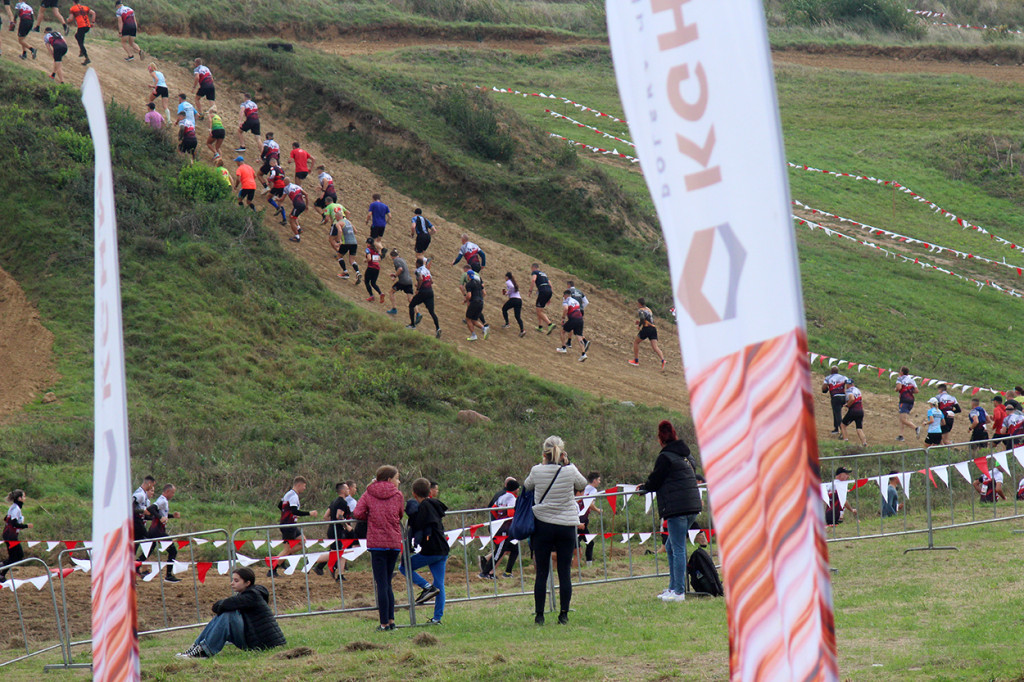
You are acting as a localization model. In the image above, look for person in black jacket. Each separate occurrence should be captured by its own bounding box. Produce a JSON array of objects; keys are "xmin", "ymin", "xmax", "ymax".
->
[
  {"xmin": 399, "ymin": 477, "xmax": 449, "ymax": 624},
  {"xmin": 639, "ymin": 420, "xmax": 701, "ymax": 603},
  {"xmin": 176, "ymin": 567, "xmax": 286, "ymax": 658}
]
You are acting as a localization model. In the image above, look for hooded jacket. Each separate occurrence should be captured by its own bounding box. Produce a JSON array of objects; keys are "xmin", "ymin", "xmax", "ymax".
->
[
  {"xmin": 353, "ymin": 480, "xmax": 404, "ymax": 550},
  {"xmin": 640, "ymin": 439, "xmax": 702, "ymax": 519},
  {"xmin": 211, "ymin": 584, "xmax": 285, "ymax": 650},
  {"xmin": 410, "ymin": 497, "xmax": 449, "ymax": 556}
]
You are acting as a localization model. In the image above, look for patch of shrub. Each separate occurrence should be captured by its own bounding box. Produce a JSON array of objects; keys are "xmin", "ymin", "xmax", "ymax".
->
[
  {"xmin": 784, "ymin": 0, "xmax": 923, "ymax": 35},
  {"xmin": 432, "ymin": 87, "xmax": 516, "ymax": 163},
  {"xmin": 174, "ymin": 163, "xmax": 232, "ymax": 203}
]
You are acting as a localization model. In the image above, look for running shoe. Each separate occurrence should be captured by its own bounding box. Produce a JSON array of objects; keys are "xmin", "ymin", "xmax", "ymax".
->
[
  {"xmin": 536, "ymin": 326, "xmax": 543, "ymax": 333},
  {"xmin": 30, "ymin": 47, "xmax": 37, "ymax": 59},
  {"xmin": 138, "ymin": 48, "xmax": 145, "ymax": 58},
  {"xmin": 82, "ymin": 58, "xmax": 90, "ymax": 65},
  {"xmin": 415, "ymin": 586, "xmax": 440, "ymax": 604},
  {"xmin": 830, "ymin": 430, "xmax": 840, "ymax": 436},
  {"xmin": 578, "ymin": 353, "xmax": 588, "ymax": 363},
  {"xmin": 628, "ymin": 359, "xmax": 640, "ymax": 366},
  {"xmin": 366, "ymin": 296, "xmax": 376, "ymax": 302},
  {"xmin": 32, "ymin": 25, "xmax": 39, "ymax": 31},
  {"xmin": 8, "ymin": 21, "xmax": 14, "ymax": 31},
  {"xmin": 213, "ymin": 153, "xmax": 220, "ymax": 159},
  {"xmin": 482, "ymin": 327, "xmax": 489, "ymax": 340},
  {"xmin": 583, "ymin": 338, "xmax": 591, "ymax": 353},
  {"xmin": 164, "ymin": 574, "xmax": 181, "ymax": 583},
  {"xmin": 896, "ymin": 435, "xmax": 905, "ymax": 442},
  {"xmin": 386, "ymin": 308, "xmax": 398, "ymax": 315},
  {"xmin": 379, "ymin": 294, "xmax": 385, "ymax": 303},
  {"xmin": 467, "ymin": 335, "xmax": 478, "ymax": 341},
  {"xmin": 124, "ymin": 54, "xmax": 133, "ymax": 61},
  {"xmin": 915, "ymin": 426, "xmax": 921, "ymax": 437},
  {"xmin": 279, "ymin": 219, "xmax": 287, "ymax": 226},
  {"xmin": 19, "ymin": 51, "xmax": 26, "ymax": 60},
  {"xmin": 435, "ymin": 329, "xmax": 442, "ymax": 339},
  {"xmin": 415, "ymin": 313, "xmax": 422, "ymax": 325},
  {"xmin": 49, "ymin": 73, "xmax": 55, "ymax": 80},
  {"xmin": 260, "ymin": 186, "xmax": 270, "ymax": 195},
  {"xmin": 501, "ymin": 323, "xmax": 510, "ymax": 329},
  {"xmin": 288, "ymin": 236, "xmax": 300, "ymax": 242},
  {"xmin": 312, "ymin": 564, "xmax": 324, "ymax": 576},
  {"xmin": 546, "ymin": 322, "xmax": 557, "ymax": 335},
  {"xmin": 62, "ymin": 21, "xmax": 68, "ymax": 33},
  {"xmin": 555, "ymin": 347, "xmax": 568, "ymax": 353},
  {"xmin": 519, "ymin": 330, "xmax": 526, "ymax": 338},
  {"xmin": 427, "ymin": 617, "xmax": 442, "ymax": 625},
  {"xmin": 235, "ymin": 147, "xmax": 246, "ymax": 152},
  {"xmin": 660, "ymin": 358, "xmax": 666, "ymax": 371},
  {"xmin": 405, "ymin": 324, "xmax": 417, "ymax": 330},
  {"xmin": 355, "ymin": 272, "xmax": 362, "ymax": 285},
  {"xmin": 339, "ymin": 272, "xmax": 350, "ymax": 279}
]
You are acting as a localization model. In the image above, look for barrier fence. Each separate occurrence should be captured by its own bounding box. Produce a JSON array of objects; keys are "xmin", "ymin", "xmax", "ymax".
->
[{"xmin": 4, "ymin": 438, "xmax": 1012, "ymax": 671}]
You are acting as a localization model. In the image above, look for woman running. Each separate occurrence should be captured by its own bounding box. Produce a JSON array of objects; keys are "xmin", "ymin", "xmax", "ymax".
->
[
  {"xmin": 1, "ymin": 489, "xmax": 32, "ymax": 580},
  {"xmin": 205, "ymin": 110, "xmax": 226, "ymax": 159},
  {"xmin": 407, "ymin": 257, "xmax": 440, "ymax": 338},
  {"xmin": 147, "ymin": 63, "xmax": 170, "ymax": 123},
  {"xmin": 502, "ymin": 271, "xmax": 525, "ymax": 337},
  {"xmin": 364, "ymin": 237, "xmax": 384, "ymax": 304}
]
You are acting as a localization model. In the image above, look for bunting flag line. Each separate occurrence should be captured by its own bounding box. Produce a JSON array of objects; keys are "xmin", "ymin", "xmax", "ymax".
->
[
  {"xmin": 907, "ymin": 9, "xmax": 947, "ymax": 18},
  {"xmin": 788, "ymin": 162, "xmax": 1024, "ymax": 257},
  {"xmin": 548, "ymin": 134, "xmax": 640, "ymax": 163},
  {"xmin": 545, "ymin": 109, "xmax": 636, "ymax": 148},
  {"xmin": 794, "ymin": 200, "xmax": 1024, "ymax": 275},
  {"xmin": 479, "ymin": 86, "xmax": 629, "ymax": 124}
]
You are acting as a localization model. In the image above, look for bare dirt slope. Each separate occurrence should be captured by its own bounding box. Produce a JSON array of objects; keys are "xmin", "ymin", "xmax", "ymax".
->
[
  {"xmin": 0, "ymin": 267, "xmax": 56, "ymax": 421},
  {"xmin": 773, "ymin": 48, "xmax": 1024, "ymax": 84}
]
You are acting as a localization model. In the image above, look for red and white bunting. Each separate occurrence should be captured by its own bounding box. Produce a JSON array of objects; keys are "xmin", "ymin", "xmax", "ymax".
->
[
  {"xmin": 545, "ymin": 109, "xmax": 635, "ymax": 148},
  {"xmin": 548, "ymin": 134, "xmax": 640, "ymax": 163}
]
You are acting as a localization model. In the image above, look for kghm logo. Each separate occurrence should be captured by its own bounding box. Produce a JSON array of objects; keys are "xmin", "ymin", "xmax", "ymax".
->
[{"xmin": 678, "ymin": 223, "xmax": 745, "ymax": 326}]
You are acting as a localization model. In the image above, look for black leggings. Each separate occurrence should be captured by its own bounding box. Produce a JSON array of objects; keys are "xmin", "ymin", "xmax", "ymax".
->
[
  {"xmin": 1, "ymin": 540, "xmax": 25, "ymax": 577},
  {"xmin": 502, "ymin": 298, "xmax": 523, "ymax": 332},
  {"xmin": 532, "ymin": 519, "xmax": 576, "ymax": 617},
  {"xmin": 410, "ymin": 289, "xmax": 439, "ymax": 330},
  {"xmin": 830, "ymin": 395, "xmax": 846, "ymax": 430},
  {"xmin": 370, "ymin": 549, "xmax": 399, "ymax": 625},
  {"xmin": 365, "ymin": 268, "xmax": 382, "ymax": 296},
  {"xmin": 75, "ymin": 26, "xmax": 89, "ymax": 58}
]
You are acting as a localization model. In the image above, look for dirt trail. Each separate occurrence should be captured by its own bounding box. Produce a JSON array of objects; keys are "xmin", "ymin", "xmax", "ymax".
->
[
  {"xmin": 773, "ymin": 48, "xmax": 1024, "ymax": 84},
  {"xmin": 0, "ymin": 267, "xmax": 56, "ymax": 421}
]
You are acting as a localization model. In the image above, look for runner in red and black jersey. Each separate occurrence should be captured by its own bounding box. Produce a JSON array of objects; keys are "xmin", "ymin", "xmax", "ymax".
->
[
  {"xmin": 934, "ymin": 383, "xmax": 961, "ymax": 445},
  {"xmin": 315, "ymin": 166, "xmax": 337, "ymax": 209},
  {"xmin": 177, "ymin": 114, "xmax": 198, "ymax": 163},
  {"xmin": 191, "ymin": 58, "xmax": 215, "ymax": 118},
  {"xmin": 821, "ymin": 366, "xmax": 851, "ymax": 435},
  {"xmin": 113, "ymin": 0, "xmax": 141, "ymax": 61},
  {"xmin": 269, "ymin": 476, "xmax": 317, "ymax": 577},
  {"xmin": 257, "ymin": 132, "xmax": 280, "ymax": 189},
  {"xmin": 407, "ymin": 258, "xmax": 440, "ymax": 338},
  {"xmin": 264, "ymin": 158, "xmax": 288, "ymax": 225},
  {"xmin": 283, "ymin": 181, "xmax": 307, "ymax": 243},
  {"xmin": 145, "ymin": 484, "xmax": 182, "ymax": 583},
  {"xmin": 13, "ymin": 2, "xmax": 37, "ymax": 60},
  {"xmin": 41, "ymin": 26, "xmax": 65, "ymax": 82},
  {"xmin": 364, "ymin": 238, "xmax": 384, "ymax": 303},
  {"xmin": 839, "ymin": 383, "xmax": 867, "ymax": 446},
  {"xmin": 0, "ymin": 489, "xmax": 32, "ymax": 580},
  {"xmin": 556, "ymin": 289, "xmax": 589, "ymax": 363},
  {"xmin": 235, "ymin": 93, "xmax": 260, "ymax": 152},
  {"xmin": 894, "ymin": 367, "xmax": 919, "ymax": 442}
]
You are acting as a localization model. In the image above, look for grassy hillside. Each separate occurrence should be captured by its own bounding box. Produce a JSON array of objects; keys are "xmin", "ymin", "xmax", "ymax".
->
[{"xmin": 0, "ymin": 61, "xmax": 681, "ymax": 540}]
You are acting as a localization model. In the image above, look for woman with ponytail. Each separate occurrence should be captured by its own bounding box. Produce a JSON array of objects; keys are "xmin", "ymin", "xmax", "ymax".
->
[
  {"xmin": 523, "ymin": 435, "xmax": 587, "ymax": 625},
  {"xmin": 1, "ymin": 489, "xmax": 32, "ymax": 580}
]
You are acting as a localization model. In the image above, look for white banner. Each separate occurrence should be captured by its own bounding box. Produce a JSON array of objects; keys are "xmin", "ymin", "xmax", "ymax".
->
[
  {"xmin": 84, "ymin": 68, "xmax": 140, "ymax": 682},
  {"xmin": 607, "ymin": 1, "xmax": 837, "ymax": 680}
]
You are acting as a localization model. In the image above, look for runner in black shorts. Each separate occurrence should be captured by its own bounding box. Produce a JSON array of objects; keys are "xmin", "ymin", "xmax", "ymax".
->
[
  {"xmin": 14, "ymin": 2, "xmax": 36, "ymax": 60},
  {"xmin": 630, "ymin": 298, "xmax": 665, "ymax": 369},
  {"xmin": 462, "ymin": 264, "xmax": 487, "ymax": 341},
  {"xmin": 177, "ymin": 115, "xmax": 197, "ymax": 162},
  {"xmin": 527, "ymin": 263, "xmax": 556, "ymax": 334},
  {"xmin": 42, "ymin": 26, "xmax": 65, "ymax": 82},
  {"xmin": 235, "ymin": 93, "xmax": 260, "ymax": 152},
  {"xmin": 387, "ymin": 249, "xmax": 414, "ymax": 316},
  {"xmin": 407, "ymin": 258, "xmax": 440, "ymax": 338},
  {"xmin": 410, "ymin": 208, "xmax": 433, "ymax": 256},
  {"xmin": 556, "ymin": 289, "xmax": 589, "ymax": 362},
  {"xmin": 191, "ymin": 58, "xmax": 215, "ymax": 118},
  {"xmin": 39, "ymin": 0, "xmax": 65, "ymax": 34}
]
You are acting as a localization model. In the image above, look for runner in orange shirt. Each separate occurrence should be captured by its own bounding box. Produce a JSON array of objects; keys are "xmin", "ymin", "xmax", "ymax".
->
[
  {"xmin": 66, "ymin": 1, "xmax": 92, "ymax": 64},
  {"xmin": 232, "ymin": 156, "xmax": 257, "ymax": 211}
]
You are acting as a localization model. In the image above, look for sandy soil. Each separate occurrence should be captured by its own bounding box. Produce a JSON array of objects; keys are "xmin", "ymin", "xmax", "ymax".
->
[{"xmin": 0, "ymin": 267, "xmax": 56, "ymax": 421}]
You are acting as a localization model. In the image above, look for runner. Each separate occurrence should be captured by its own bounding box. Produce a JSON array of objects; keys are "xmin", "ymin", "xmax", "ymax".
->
[
  {"xmin": 629, "ymin": 297, "xmax": 666, "ymax": 369},
  {"xmin": 176, "ymin": 93, "xmax": 196, "ymax": 126},
  {"xmin": 132, "ymin": 475, "xmax": 156, "ymax": 566},
  {"xmin": 143, "ymin": 102, "xmax": 163, "ymax": 130},
  {"xmin": 921, "ymin": 397, "xmax": 944, "ymax": 446},
  {"xmin": 256, "ymin": 132, "xmax": 280, "ymax": 189},
  {"xmin": 146, "ymin": 484, "xmax": 182, "ymax": 584},
  {"xmin": 333, "ymin": 211, "xmax": 359, "ymax": 281},
  {"xmin": 214, "ymin": 159, "xmax": 232, "ymax": 187},
  {"xmin": 205, "ymin": 110, "xmax": 226, "ymax": 159},
  {"xmin": 410, "ymin": 208, "xmax": 434, "ymax": 258},
  {"xmin": 232, "ymin": 156, "xmax": 257, "ymax": 211},
  {"xmin": 36, "ymin": 0, "xmax": 64, "ymax": 33},
  {"xmin": 13, "ymin": 2, "xmax": 36, "ymax": 60},
  {"xmin": 501, "ymin": 271, "xmax": 525, "ymax": 337},
  {"xmin": 314, "ymin": 165, "xmax": 336, "ymax": 210},
  {"xmin": 563, "ymin": 280, "xmax": 588, "ymax": 350},
  {"xmin": 177, "ymin": 113, "xmax": 197, "ymax": 163},
  {"xmin": 363, "ymin": 237, "xmax": 384, "ymax": 304},
  {"xmin": 451, "ymin": 234, "xmax": 484, "ymax": 273},
  {"xmin": 146, "ymin": 63, "xmax": 170, "ymax": 123},
  {"xmin": 283, "ymin": 180, "xmax": 308, "ymax": 242},
  {"xmin": 821, "ymin": 366, "xmax": 852, "ymax": 436},
  {"xmin": 366, "ymin": 193, "xmax": 390, "ymax": 247},
  {"xmin": 312, "ymin": 482, "xmax": 352, "ymax": 580},
  {"xmin": 1004, "ymin": 404, "xmax": 1024, "ymax": 450},
  {"xmin": 526, "ymin": 263, "xmax": 556, "ymax": 334},
  {"xmin": 113, "ymin": 0, "xmax": 141, "ymax": 61},
  {"xmin": 270, "ymin": 476, "xmax": 317, "ymax": 577},
  {"xmin": 386, "ymin": 249, "xmax": 414, "ymax": 316},
  {"xmin": 41, "ymin": 26, "xmax": 65, "ymax": 82},
  {"xmin": 191, "ymin": 58, "xmax": 215, "ymax": 118},
  {"xmin": 3, "ymin": 0, "xmax": 12, "ymax": 36},
  {"xmin": 264, "ymin": 158, "xmax": 288, "ymax": 225},
  {"xmin": 556, "ymin": 289, "xmax": 589, "ymax": 362},
  {"xmin": 0, "ymin": 490, "xmax": 32, "ymax": 581},
  {"xmin": 235, "ymin": 93, "xmax": 260, "ymax": 152},
  {"xmin": 457, "ymin": 265, "xmax": 487, "ymax": 331},
  {"xmin": 967, "ymin": 398, "xmax": 989, "ymax": 451},
  {"xmin": 839, "ymin": 382, "xmax": 867, "ymax": 446},
  {"xmin": 319, "ymin": 198, "xmax": 345, "ymax": 226},
  {"xmin": 894, "ymin": 367, "xmax": 919, "ymax": 442},
  {"xmin": 66, "ymin": 0, "xmax": 92, "ymax": 65},
  {"xmin": 935, "ymin": 383, "xmax": 961, "ymax": 446},
  {"xmin": 462, "ymin": 264, "xmax": 487, "ymax": 341},
  {"xmin": 289, "ymin": 142, "xmax": 313, "ymax": 186},
  {"xmin": 407, "ymin": 257, "xmax": 440, "ymax": 338}
]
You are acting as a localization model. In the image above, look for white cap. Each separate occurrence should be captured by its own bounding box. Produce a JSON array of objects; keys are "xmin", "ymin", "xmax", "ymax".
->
[{"xmin": 927, "ymin": 397, "xmax": 938, "ymax": 405}]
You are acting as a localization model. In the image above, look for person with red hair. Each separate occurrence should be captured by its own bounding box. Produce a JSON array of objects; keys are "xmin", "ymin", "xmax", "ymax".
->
[{"xmin": 638, "ymin": 420, "xmax": 701, "ymax": 602}]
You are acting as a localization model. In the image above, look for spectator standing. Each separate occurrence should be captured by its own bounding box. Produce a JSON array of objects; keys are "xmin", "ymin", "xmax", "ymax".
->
[
  {"xmin": 824, "ymin": 467, "xmax": 856, "ymax": 525},
  {"xmin": 176, "ymin": 567, "xmax": 285, "ymax": 659},
  {"xmin": 523, "ymin": 436, "xmax": 587, "ymax": 625},
  {"xmin": 399, "ymin": 477, "xmax": 449, "ymax": 624},
  {"xmin": 839, "ymin": 382, "xmax": 867, "ymax": 447},
  {"xmin": 639, "ymin": 421, "xmax": 701, "ymax": 602},
  {"xmin": 821, "ymin": 366, "xmax": 851, "ymax": 436},
  {"xmin": 895, "ymin": 367, "xmax": 919, "ymax": 441},
  {"xmin": 353, "ymin": 465, "xmax": 404, "ymax": 631},
  {"xmin": 1, "ymin": 489, "xmax": 32, "ymax": 580}
]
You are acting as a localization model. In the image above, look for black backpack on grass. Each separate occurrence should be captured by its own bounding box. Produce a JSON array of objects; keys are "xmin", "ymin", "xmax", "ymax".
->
[{"xmin": 687, "ymin": 547, "xmax": 723, "ymax": 597}]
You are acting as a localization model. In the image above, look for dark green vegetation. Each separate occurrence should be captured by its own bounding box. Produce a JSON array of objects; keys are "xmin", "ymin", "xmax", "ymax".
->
[
  {"xmin": 772, "ymin": 0, "xmax": 923, "ymax": 37},
  {"xmin": 0, "ymin": 61, "xmax": 680, "ymax": 540}
]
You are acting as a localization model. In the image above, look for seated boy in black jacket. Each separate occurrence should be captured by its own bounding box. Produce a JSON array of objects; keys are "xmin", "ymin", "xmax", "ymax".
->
[{"xmin": 177, "ymin": 566, "xmax": 286, "ymax": 658}]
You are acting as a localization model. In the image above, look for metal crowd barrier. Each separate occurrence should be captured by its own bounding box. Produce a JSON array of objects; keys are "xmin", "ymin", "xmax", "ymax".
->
[{"xmin": 0, "ymin": 557, "xmax": 65, "ymax": 669}]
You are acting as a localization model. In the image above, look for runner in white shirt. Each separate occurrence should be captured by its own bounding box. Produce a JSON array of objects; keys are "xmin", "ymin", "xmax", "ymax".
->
[
  {"xmin": 191, "ymin": 58, "xmax": 215, "ymax": 117},
  {"xmin": 895, "ymin": 367, "xmax": 919, "ymax": 442}
]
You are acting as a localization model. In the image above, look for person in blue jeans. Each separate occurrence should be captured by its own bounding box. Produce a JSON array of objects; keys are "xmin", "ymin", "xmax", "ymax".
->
[
  {"xmin": 400, "ymin": 477, "xmax": 449, "ymax": 623},
  {"xmin": 638, "ymin": 420, "xmax": 702, "ymax": 602},
  {"xmin": 176, "ymin": 567, "xmax": 285, "ymax": 658}
]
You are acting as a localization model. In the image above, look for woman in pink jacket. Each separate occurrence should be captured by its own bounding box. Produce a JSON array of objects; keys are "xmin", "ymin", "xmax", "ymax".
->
[{"xmin": 353, "ymin": 465, "xmax": 404, "ymax": 631}]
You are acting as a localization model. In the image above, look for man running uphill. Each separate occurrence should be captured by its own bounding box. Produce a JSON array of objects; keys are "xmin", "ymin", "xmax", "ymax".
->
[
  {"xmin": 407, "ymin": 258, "xmax": 440, "ymax": 338},
  {"xmin": 463, "ymin": 265, "xmax": 487, "ymax": 342},
  {"xmin": 283, "ymin": 181, "xmax": 308, "ymax": 242},
  {"xmin": 527, "ymin": 263, "xmax": 557, "ymax": 334},
  {"xmin": 41, "ymin": 26, "xmax": 65, "ymax": 82},
  {"xmin": 556, "ymin": 289, "xmax": 589, "ymax": 362},
  {"xmin": 629, "ymin": 298, "xmax": 666, "ymax": 369},
  {"xmin": 235, "ymin": 93, "xmax": 260, "ymax": 152},
  {"xmin": 13, "ymin": 2, "xmax": 37, "ymax": 60},
  {"xmin": 113, "ymin": 0, "xmax": 141, "ymax": 62},
  {"xmin": 452, "ymin": 235, "xmax": 484, "ymax": 274},
  {"xmin": 191, "ymin": 58, "xmax": 215, "ymax": 118},
  {"xmin": 232, "ymin": 156, "xmax": 257, "ymax": 211}
]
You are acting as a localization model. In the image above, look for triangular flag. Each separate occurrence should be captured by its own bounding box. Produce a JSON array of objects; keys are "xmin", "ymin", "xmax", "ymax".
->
[
  {"xmin": 833, "ymin": 480, "xmax": 850, "ymax": 509},
  {"xmin": 304, "ymin": 539, "xmax": 318, "ymax": 549},
  {"xmin": 343, "ymin": 546, "xmax": 366, "ymax": 562},
  {"xmin": 895, "ymin": 472, "xmax": 912, "ymax": 500},
  {"xmin": 176, "ymin": 540, "xmax": 190, "ymax": 549},
  {"xmin": 50, "ymin": 567, "xmax": 74, "ymax": 579},
  {"xmin": 489, "ymin": 519, "xmax": 506, "ymax": 536},
  {"xmin": 196, "ymin": 562, "xmax": 213, "ymax": 584},
  {"xmin": 974, "ymin": 457, "xmax": 990, "ymax": 477},
  {"xmin": 644, "ymin": 493, "xmax": 654, "ymax": 515},
  {"xmin": 286, "ymin": 539, "xmax": 301, "ymax": 550},
  {"xmin": 172, "ymin": 561, "xmax": 190, "ymax": 575},
  {"xmin": 159, "ymin": 541, "xmax": 172, "ymax": 552},
  {"xmin": 143, "ymin": 564, "xmax": 162, "ymax": 582},
  {"xmin": 620, "ymin": 533, "xmax": 633, "ymax": 543},
  {"xmin": 282, "ymin": 557, "xmax": 300, "ymax": 575},
  {"xmin": 619, "ymin": 484, "xmax": 639, "ymax": 504},
  {"xmin": 994, "ymin": 451, "xmax": 1009, "ymax": 473},
  {"xmin": 637, "ymin": 533, "xmax": 652, "ymax": 544},
  {"xmin": 138, "ymin": 542, "xmax": 152, "ymax": 557},
  {"xmin": 213, "ymin": 541, "xmax": 226, "ymax": 548},
  {"xmin": 216, "ymin": 561, "xmax": 230, "ymax": 575},
  {"xmin": 819, "ymin": 483, "xmax": 830, "ymax": 504},
  {"xmin": 6, "ymin": 541, "xmax": 20, "ymax": 549},
  {"xmin": 28, "ymin": 575, "xmax": 49, "ymax": 590},
  {"xmin": 688, "ymin": 529, "xmax": 700, "ymax": 545},
  {"xmin": 82, "ymin": 541, "xmax": 92, "ymax": 549},
  {"xmin": 234, "ymin": 553, "xmax": 259, "ymax": 568},
  {"xmin": 46, "ymin": 541, "xmax": 59, "ymax": 552},
  {"xmin": 63, "ymin": 541, "xmax": 79, "ymax": 550},
  {"xmin": 445, "ymin": 529, "xmax": 463, "ymax": 548},
  {"xmin": 26, "ymin": 541, "xmax": 39, "ymax": 548},
  {"xmin": 252, "ymin": 540, "xmax": 267, "ymax": 550},
  {"xmin": 70, "ymin": 557, "xmax": 91, "ymax": 571},
  {"xmin": 604, "ymin": 488, "xmax": 618, "ymax": 514},
  {"xmin": 1014, "ymin": 446, "xmax": 1024, "ymax": 470},
  {"xmin": 603, "ymin": 532, "xmax": 616, "ymax": 539},
  {"xmin": 233, "ymin": 540, "xmax": 246, "ymax": 551},
  {"xmin": 193, "ymin": 538, "xmax": 209, "ymax": 545},
  {"xmin": 579, "ymin": 496, "xmax": 595, "ymax": 515},
  {"xmin": 478, "ymin": 536, "xmax": 491, "ymax": 548},
  {"xmin": 930, "ymin": 465, "xmax": 949, "ymax": 487},
  {"xmin": 584, "ymin": 534, "xmax": 596, "ymax": 543},
  {"xmin": 953, "ymin": 461, "xmax": 973, "ymax": 484},
  {"xmin": 302, "ymin": 554, "xmax": 324, "ymax": 573}
]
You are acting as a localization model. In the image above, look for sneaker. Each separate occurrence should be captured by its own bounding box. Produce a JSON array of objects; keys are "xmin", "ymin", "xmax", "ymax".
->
[
  {"xmin": 519, "ymin": 330, "xmax": 526, "ymax": 338},
  {"xmin": 628, "ymin": 359, "xmax": 640, "ymax": 367},
  {"xmin": 20, "ymin": 51, "xmax": 26, "ymax": 60},
  {"xmin": 415, "ymin": 586, "xmax": 440, "ymax": 604},
  {"xmin": 657, "ymin": 589, "xmax": 673, "ymax": 600},
  {"xmin": 427, "ymin": 617, "xmax": 442, "ymax": 625},
  {"xmin": 482, "ymin": 327, "xmax": 489, "ymax": 340},
  {"xmin": 234, "ymin": 147, "xmax": 246, "ymax": 152},
  {"xmin": 557, "ymin": 612, "xmax": 569, "ymax": 625},
  {"xmin": 502, "ymin": 572, "xmax": 513, "ymax": 579},
  {"xmin": 386, "ymin": 308, "xmax": 398, "ymax": 315},
  {"xmin": 288, "ymin": 236, "xmax": 300, "ymax": 242},
  {"xmin": 578, "ymin": 353, "xmax": 588, "ymax": 363},
  {"xmin": 415, "ymin": 313, "xmax": 422, "ymax": 325},
  {"xmin": 536, "ymin": 326, "xmax": 543, "ymax": 333},
  {"xmin": 467, "ymin": 335, "xmax": 478, "ymax": 341},
  {"xmin": 895, "ymin": 435, "xmax": 905, "ymax": 442},
  {"xmin": 266, "ymin": 569, "xmax": 278, "ymax": 578},
  {"xmin": 660, "ymin": 358, "xmax": 667, "ymax": 371},
  {"xmin": 375, "ymin": 624, "xmax": 393, "ymax": 632},
  {"xmin": 534, "ymin": 614, "xmax": 545, "ymax": 626},
  {"xmin": 32, "ymin": 25, "xmax": 39, "ymax": 31},
  {"xmin": 82, "ymin": 59, "xmax": 91, "ymax": 65},
  {"xmin": 213, "ymin": 153, "xmax": 221, "ymax": 160},
  {"xmin": 366, "ymin": 296, "xmax": 376, "ymax": 302},
  {"xmin": 830, "ymin": 430, "xmax": 840, "ymax": 436},
  {"xmin": 915, "ymin": 426, "xmax": 921, "ymax": 437},
  {"xmin": 378, "ymin": 294, "xmax": 385, "ymax": 303},
  {"xmin": 435, "ymin": 329, "xmax": 442, "ymax": 339},
  {"xmin": 312, "ymin": 564, "xmax": 325, "ymax": 576},
  {"xmin": 501, "ymin": 324, "xmax": 510, "ymax": 329},
  {"xmin": 49, "ymin": 73, "xmax": 55, "ymax": 80},
  {"xmin": 175, "ymin": 644, "xmax": 208, "ymax": 659},
  {"xmin": 478, "ymin": 556, "xmax": 486, "ymax": 573},
  {"xmin": 583, "ymin": 339, "xmax": 591, "ymax": 353},
  {"xmin": 354, "ymin": 272, "xmax": 362, "ymax": 285},
  {"xmin": 338, "ymin": 273, "xmax": 348, "ymax": 279},
  {"xmin": 124, "ymin": 55, "xmax": 133, "ymax": 62},
  {"xmin": 477, "ymin": 571, "xmax": 493, "ymax": 579},
  {"xmin": 546, "ymin": 323, "xmax": 557, "ymax": 335},
  {"xmin": 138, "ymin": 48, "xmax": 145, "ymax": 58},
  {"xmin": 405, "ymin": 324, "xmax": 417, "ymax": 330},
  {"xmin": 556, "ymin": 347, "xmax": 568, "ymax": 354},
  {"xmin": 8, "ymin": 21, "xmax": 14, "ymax": 31},
  {"xmin": 279, "ymin": 219, "xmax": 288, "ymax": 226},
  {"xmin": 62, "ymin": 21, "xmax": 68, "ymax": 33},
  {"xmin": 260, "ymin": 186, "xmax": 271, "ymax": 195},
  {"xmin": 667, "ymin": 591, "xmax": 686, "ymax": 602},
  {"xmin": 164, "ymin": 574, "xmax": 181, "ymax": 584}
]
